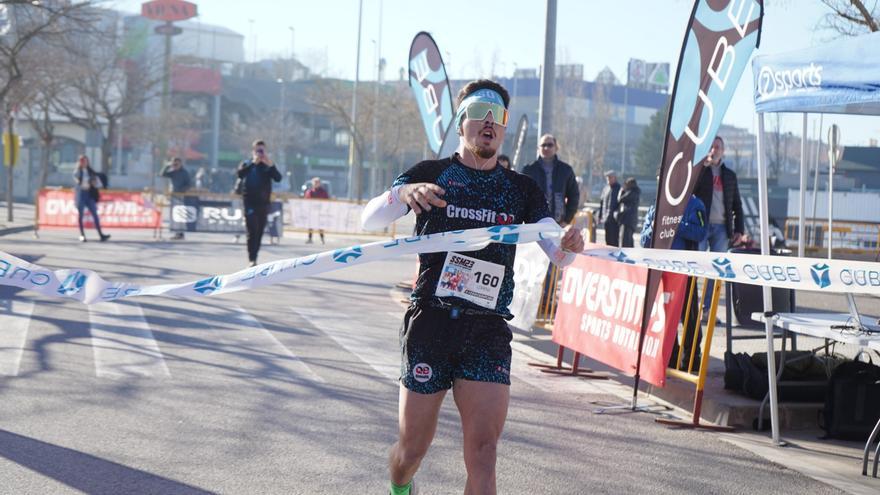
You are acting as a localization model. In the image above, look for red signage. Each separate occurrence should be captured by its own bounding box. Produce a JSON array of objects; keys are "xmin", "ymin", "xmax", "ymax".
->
[
  {"xmin": 552, "ymin": 248, "xmax": 688, "ymax": 387},
  {"xmin": 38, "ymin": 189, "xmax": 162, "ymax": 229},
  {"xmin": 141, "ymin": 0, "xmax": 197, "ymax": 22}
]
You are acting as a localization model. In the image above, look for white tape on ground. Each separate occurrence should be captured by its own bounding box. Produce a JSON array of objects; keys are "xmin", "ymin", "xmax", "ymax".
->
[
  {"xmin": 0, "ymin": 224, "xmax": 562, "ymax": 305},
  {"xmin": 585, "ymin": 246, "xmax": 880, "ymax": 295}
]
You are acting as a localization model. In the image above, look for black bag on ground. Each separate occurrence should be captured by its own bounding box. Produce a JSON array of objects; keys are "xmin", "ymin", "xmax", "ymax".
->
[
  {"xmin": 821, "ymin": 360, "xmax": 880, "ymax": 440},
  {"xmin": 725, "ymin": 350, "xmax": 840, "ymax": 401},
  {"xmin": 724, "ymin": 351, "xmax": 768, "ymax": 400}
]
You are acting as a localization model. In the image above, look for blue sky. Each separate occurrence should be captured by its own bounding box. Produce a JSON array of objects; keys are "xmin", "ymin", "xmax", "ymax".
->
[{"xmin": 116, "ymin": 0, "xmax": 880, "ymax": 145}]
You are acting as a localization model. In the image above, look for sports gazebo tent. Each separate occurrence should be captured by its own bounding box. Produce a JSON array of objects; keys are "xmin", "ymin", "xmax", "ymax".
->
[{"xmin": 751, "ymin": 30, "xmax": 880, "ymax": 444}]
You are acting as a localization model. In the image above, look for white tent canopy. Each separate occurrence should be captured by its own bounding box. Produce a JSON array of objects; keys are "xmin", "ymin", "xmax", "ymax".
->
[{"xmin": 751, "ymin": 30, "xmax": 880, "ymax": 444}]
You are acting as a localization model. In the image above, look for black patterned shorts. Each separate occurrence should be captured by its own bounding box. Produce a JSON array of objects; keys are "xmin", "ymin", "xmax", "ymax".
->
[{"xmin": 399, "ymin": 304, "xmax": 512, "ymax": 394}]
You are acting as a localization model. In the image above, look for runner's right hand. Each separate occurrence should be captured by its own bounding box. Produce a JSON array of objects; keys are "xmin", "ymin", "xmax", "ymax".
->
[{"xmin": 399, "ymin": 183, "xmax": 446, "ymax": 214}]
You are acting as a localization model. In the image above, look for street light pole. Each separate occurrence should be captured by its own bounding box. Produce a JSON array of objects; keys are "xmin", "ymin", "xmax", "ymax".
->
[
  {"xmin": 537, "ymin": 0, "xmax": 557, "ymax": 140},
  {"xmin": 348, "ymin": 0, "xmax": 363, "ymax": 201},
  {"xmin": 278, "ymin": 78, "xmax": 287, "ymax": 181},
  {"xmin": 371, "ymin": 39, "xmax": 378, "ymax": 198},
  {"xmin": 288, "ymin": 26, "xmax": 294, "ymax": 60}
]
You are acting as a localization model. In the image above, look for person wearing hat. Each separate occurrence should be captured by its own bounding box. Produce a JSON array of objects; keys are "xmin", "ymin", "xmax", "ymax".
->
[{"xmin": 597, "ymin": 169, "xmax": 621, "ymax": 246}]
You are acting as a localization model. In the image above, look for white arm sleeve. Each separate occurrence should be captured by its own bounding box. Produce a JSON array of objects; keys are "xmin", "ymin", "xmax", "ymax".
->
[
  {"xmin": 536, "ymin": 217, "xmax": 577, "ymax": 267},
  {"xmin": 361, "ymin": 185, "xmax": 410, "ymax": 231}
]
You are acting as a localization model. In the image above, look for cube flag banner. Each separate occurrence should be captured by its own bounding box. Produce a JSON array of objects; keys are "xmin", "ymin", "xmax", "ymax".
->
[
  {"xmin": 408, "ymin": 31, "xmax": 454, "ymax": 156},
  {"xmin": 636, "ymin": 0, "xmax": 764, "ymax": 398},
  {"xmin": 553, "ymin": 249, "xmax": 688, "ymax": 387}
]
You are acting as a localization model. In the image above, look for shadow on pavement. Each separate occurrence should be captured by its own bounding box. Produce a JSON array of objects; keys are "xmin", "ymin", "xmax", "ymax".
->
[{"xmin": 0, "ymin": 429, "xmax": 215, "ymax": 494}]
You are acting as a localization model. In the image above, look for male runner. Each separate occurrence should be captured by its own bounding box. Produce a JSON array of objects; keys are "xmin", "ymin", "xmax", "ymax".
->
[{"xmin": 361, "ymin": 79, "xmax": 584, "ymax": 495}]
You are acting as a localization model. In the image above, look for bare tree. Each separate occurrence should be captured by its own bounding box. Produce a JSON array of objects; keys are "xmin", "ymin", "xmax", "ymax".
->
[
  {"xmin": 551, "ymin": 77, "xmax": 590, "ymax": 176},
  {"xmin": 372, "ymin": 82, "xmax": 425, "ymax": 189},
  {"xmin": 0, "ymin": 1, "xmax": 93, "ymax": 112},
  {"xmin": 0, "ymin": 1, "xmax": 94, "ymax": 219},
  {"xmin": 307, "ymin": 79, "xmax": 426, "ymax": 199},
  {"xmin": 52, "ymin": 10, "xmax": 164, "ymax": 173},
  {"xmin": 819, "ymin": 0, "xmax": 879, "ymax": 36},
  {"xmin": 585, "ymin": 81, "xmax": 612, "ymax": 199},
  {"xmin": 766, "ymin": 113, "xmax": 785, "ymax": 179},
  {"xmin": 17, "ymin": 45, "xmax": 71, "ymax": 190}
]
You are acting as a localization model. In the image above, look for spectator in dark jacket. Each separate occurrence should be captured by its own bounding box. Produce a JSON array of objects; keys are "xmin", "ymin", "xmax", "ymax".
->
[
  {"xmin": 160, "ymin": 157, "xmax": 192, "ymax": 240},
  {"xmin": 160, "ymin": 157, "xmax": 191, "ymax": 193},
  {"xmin": 616, "ymin": 177, "xmax": 641, "ymax": 248},
  {"xmin": 73, "ymin": 155, "xmax": 110, "ymax": 243},
  {"xmin": 597, "ymin": 170, "xmax": 621, "ymax": 246},
  {"xmin": 692, "ymin": 136, "xmax": 748, "ymax": 316},
  {"xmin": 521, "ymin": 134, "xmax": 579, "ymax": 226},
  {"xmin": 237, "ymin": 139, "xmax": 282, "ymax": 266}
]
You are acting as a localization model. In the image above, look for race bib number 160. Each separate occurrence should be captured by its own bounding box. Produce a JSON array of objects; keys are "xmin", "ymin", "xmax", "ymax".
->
[{"xmin": 434, "ymin": 252, "xmax": 505, "ymax": 309}]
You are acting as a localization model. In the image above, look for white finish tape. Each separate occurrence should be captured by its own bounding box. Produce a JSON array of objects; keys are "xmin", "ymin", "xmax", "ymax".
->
[{"xmin": 0, "ymin": 224, "xmax": 562, "ymax": 305}]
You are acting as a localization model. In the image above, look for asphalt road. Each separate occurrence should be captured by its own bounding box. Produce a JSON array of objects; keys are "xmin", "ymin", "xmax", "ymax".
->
[{"xmin": 0, "ymin": 229, "xmax": 845, "ymax": 494}]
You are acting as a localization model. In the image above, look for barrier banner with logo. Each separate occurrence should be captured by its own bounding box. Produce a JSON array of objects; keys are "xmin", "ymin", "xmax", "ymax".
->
[
  {"xmin": 508, "ymin": 243, "xmax": 551, "ymax": 332},
  {"xmin": 37, "ymin": 189, "xmax": 161, "ymax": 229},
  {"xmin": 553, "ymin": 252, "xmax": 687, "ymax": 387},
  {"xmin": 288, "ymin": 198, "xmax": 366, "ymax": 234},
  {"xmin": 583, "ymin": 246, "xmax": 880, "ymax": 296},
  {"xmin": 0, "ymin": 223, "xmax": 563, "ymax": 304},
  {"xmin": 170, "ymin": 195, "xmax": 282, "ymax": 236}
]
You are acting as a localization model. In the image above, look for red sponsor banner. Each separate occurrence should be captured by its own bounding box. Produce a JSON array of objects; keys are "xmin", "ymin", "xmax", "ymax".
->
[
  {"xmin": 553, "ymin": 249, "xmax": 688, "ymax": 387},
  {"xmin": 38, "ymin": 189, "xmax": 161, "ymax": 229}
]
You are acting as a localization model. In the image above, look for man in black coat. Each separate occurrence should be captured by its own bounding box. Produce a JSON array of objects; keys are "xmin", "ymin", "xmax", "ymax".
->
[
  {"xmin": 521, "ymin": 134, "xmax": 580, "ymax": 226},
  {"xmin": 597, "ymin": 170, "xmax": 621, "ymax": 246},
  {"xmin": 693, "ymin": 135, "xmax": 747, "ymax": 315},
  {"xmin": 237, "ymin": 139, "xmax": 282, "ymax": 266}
]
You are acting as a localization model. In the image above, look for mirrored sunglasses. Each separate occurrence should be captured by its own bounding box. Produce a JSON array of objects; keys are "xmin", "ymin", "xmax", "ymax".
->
[{"xmin": 462, "ymin": 101, "xmax": 509, "ymax": 127}]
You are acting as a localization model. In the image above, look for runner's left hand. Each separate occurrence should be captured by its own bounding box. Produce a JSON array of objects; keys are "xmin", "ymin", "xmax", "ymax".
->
[{"xmin": 560, "ymin": 226, "xmax": 584, "ymax": 253}]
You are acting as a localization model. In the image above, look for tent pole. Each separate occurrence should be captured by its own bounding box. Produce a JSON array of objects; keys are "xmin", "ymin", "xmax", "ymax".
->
[
  {"xmin": 810, "ymin": 115, "xmax": 823, "ymax": 249},
  {"xmin": 798, "ymin": 113, "xmax": 807, "ymax": 258},
  {"xmin": 828, "ymin": 126, "xmax": 835, "ymax": 260},
  {"xmin": 757, "ymin": 113, "xmax": 782, "ymax": 445}
]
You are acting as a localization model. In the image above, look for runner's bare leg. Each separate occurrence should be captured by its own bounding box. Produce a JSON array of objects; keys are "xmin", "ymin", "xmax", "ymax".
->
[
  {"xmin": 454, "ymin": 379, "xmax": 510, "ymax": 495},
  {"xmin": 389, "ymin": 385, "xmax": 446, "ymax": 486}
]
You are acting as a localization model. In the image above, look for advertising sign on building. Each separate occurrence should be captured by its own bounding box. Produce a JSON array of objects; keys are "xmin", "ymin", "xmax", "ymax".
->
[{"xmin": 141, "ymin": 0, "xmax": 197, "ymax": 22}]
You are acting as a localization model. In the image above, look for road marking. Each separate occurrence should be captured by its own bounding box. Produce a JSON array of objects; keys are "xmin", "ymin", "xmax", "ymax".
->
[
  {"xmin": 293, "ymin": 307, "xmax": 399, "ymax": 381},
  {"xmin": 230, "ymin": 306, "xmax": 325, "ymax": 383},
  {"xmin": 0, "ymin": 300, "xmax": 34, "ymax": 376},
  {"xmin": 89, "ymin": 302, "xmax": 171, "ymax": 378}
]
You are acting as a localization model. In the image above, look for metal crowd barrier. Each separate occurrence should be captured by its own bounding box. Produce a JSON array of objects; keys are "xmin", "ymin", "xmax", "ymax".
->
[
  {"xmin": 655, "ymin": 277, "xmax": 731, "ymax": 431},
  {"xmin": 784, "ymin": 218, "xmax": 880, "ymax": 257}
]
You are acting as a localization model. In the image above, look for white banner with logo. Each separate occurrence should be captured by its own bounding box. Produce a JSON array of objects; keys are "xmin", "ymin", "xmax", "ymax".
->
[
  {"xmin": 0, "ymin": 224, "xmax": 562, "ymax": 305},
  {"xmin": 288, "ymin": 198, "xmax": 368, "ymax": 233},
  {"xmin": 583, "ymin": 247, "xmax": 880, "ymax": 295},
  {"xmin": 508, "ymin": 243, "xmax": 551, "ymax": 331}
]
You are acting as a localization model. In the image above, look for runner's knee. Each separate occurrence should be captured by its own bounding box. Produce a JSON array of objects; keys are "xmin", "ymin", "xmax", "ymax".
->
[
  {"xmin": 464, "ymin": 439, "xmax": 498, "ymax": 469},
  {"xmin": 394, "ymin": 440, "xmax": 430, "ymax": 467}
]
